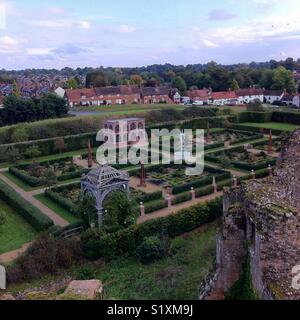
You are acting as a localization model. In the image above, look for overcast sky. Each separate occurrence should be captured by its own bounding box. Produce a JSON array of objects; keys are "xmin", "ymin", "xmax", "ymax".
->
[{"xmin": 0, "ymin": 0, "xmax": 300, "ymax": 69}]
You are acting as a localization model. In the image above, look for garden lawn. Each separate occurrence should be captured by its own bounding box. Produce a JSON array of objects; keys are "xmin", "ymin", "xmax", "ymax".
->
[
  {"xmin": 34, "ymin": 194, "xmax": 80, "ymax": 224},
  {"xmin": 97, "ymin": 221, "xmax": 219, "ymax": 300},
  {"xmin": 0, "ymin": 199, "xmax": 37, "ymax": 255},
  {"xmin": 241, "ymin": 122, "xmax": 299, "ymax": 132}
]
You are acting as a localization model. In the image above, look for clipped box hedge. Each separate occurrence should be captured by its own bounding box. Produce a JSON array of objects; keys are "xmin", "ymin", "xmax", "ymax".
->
[
  {"xmin": 82, "ymin": 197, "xmax": 223, "ymax": 260},
  {"xmin": 144, "ymin": 199, "xmax": 168, "ymax": 214},
  {"xmin": 0, "ymin": 179, "xmax": 53, "ymax": 231}
]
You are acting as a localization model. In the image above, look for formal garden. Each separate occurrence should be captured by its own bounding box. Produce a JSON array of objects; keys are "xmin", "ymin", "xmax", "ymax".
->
[
  {"xmin": 206, "ymin": 146, "xmax": 277, "ymax": 171},
  {"xmin": 1, "ymin": 107, "xmax": 300, "ymax": 300}
]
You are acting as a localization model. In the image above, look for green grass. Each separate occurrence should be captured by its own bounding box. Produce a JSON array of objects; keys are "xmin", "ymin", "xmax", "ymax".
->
[
  {"xmin": 0, "ymin": 200, "xmax": 37, "ymax": 255},
  {"xmin": 6, "ymin": 221, "xmax": 219, "ymax": 299},
  {"xmin": 241, "ymin": 122, "xmax": 299, "ymax": 132},
  {"xmin": 73, "ymin": 104, "xmax": 185, "ymax": 113},
  {"xmin": 34, "ymin": 194, "xmax": 80, "ymax": 224}
]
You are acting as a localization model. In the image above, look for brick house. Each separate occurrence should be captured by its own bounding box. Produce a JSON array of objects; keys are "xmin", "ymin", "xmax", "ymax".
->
[
  {"xmin": 187, "ymin": 88, "xmax": 211, "ymax": 105},
  {"xmin": 140, "ymin": 87, "xmax": 173, "ymax": 104},
  {"xmin": 210, "ymin": 90, "xmax": 238, "ymax": 105}
]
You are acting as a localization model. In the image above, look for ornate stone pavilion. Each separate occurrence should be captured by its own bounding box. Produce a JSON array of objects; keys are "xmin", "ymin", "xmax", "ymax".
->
[
  {"xmin": 103, "ymin": 118, "xmax": 146, "ymax": 147},
  {"xmin": 81, "ymin": 164, "xmax": 130, "ymax": 227}
]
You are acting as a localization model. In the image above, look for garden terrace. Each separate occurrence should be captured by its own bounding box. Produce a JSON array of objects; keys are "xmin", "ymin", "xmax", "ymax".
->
[
  {"xmin": 205, "ymin": 146, "xmax": 277, "ymax": 171},
  {"xmin": 9, "ymin": 157, "xmax": 89, "ymax": 188},
  {"xmin": 130, "ymin": 163, "xmax": 230, "ymax": 195}
]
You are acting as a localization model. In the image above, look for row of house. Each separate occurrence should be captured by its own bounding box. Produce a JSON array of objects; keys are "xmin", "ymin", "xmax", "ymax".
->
[
  {"xmin": 65, "ymin": 85, "xmax": 178, "ymax": 107},
  {"xmin": 66, "ymin": 85, "xmax": 292, "ymax": 108},
  {"xmin": 185, "ymin": 88, "xmax": 287, "ymax": 106}
]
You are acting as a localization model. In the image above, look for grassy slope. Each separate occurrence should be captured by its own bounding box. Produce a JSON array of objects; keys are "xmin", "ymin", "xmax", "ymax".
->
[
  {"xmin": 0, "ymin": 200, "xmax": 37, "ymax": 254},
  {"xmin": 100, "ymin": 222, "xmax": 218, "ymax": 300},
  {"xmin": 6, "ymin": 221, "xmax": 219, "ymax": 299}
]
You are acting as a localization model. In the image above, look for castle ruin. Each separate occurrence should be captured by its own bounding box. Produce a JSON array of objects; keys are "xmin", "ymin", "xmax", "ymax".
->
[{"xmin": 207, "ymin": 129, "xmax": 300, "ymax": 300}]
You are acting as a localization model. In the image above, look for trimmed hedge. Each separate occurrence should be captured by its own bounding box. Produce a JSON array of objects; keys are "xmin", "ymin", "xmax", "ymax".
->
[
  {"xmin": 144, "ymin": 199, "xmax": 168, "ymax": 214},
  {"xmin": 45, "ymin": 190, "xmax": 78, "ymax": 216},
  {"xmin": 82, "ymin": 197, "xmax": 223, "ymax": 260},
  {"xmin": 9, "ymin": 167, "xmax": 44, "ymax": 187},
  {"xmin": 230, "ymin": 124, "xmax": 284, "ymax": 136},
  {"xmin": 171, "ymin": 192, "xmax": 192, "ymax": 205},
  {"xmin": 134, "ymin": 190, "xmax": 163, "ymax": 204},
  {"xmin": 0, "ymin": 179, "xmax": 53, "ymax": 231},
  {"xmin": 271, "ymin": 111, "xmax": 300, "ymax": 125},
  {"xmin": 238, "ymin": 111, "xmax": 273, "ymax": 123},
  {"xmin": 49, "ymin": 220, "xmax": 83, "ymax": 238}
]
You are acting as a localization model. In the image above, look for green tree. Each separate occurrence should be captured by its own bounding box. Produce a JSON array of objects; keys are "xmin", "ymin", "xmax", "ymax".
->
[
  {"xmin": 24, "ymin": 145, "xmax": 41, "ymax": 159},
  {"xmin": 67, "ymin": 77, "xmax": 79, "ymax": 89},
  {"xmin": 43, "ymin": 169, "xmax": 57, "ymax": 189},
  {"xmin": 171, "ymin": 76, "xmax": 187, "ymax": 95},
  {"xmin": 231, "ymin": 78, "xmax": 240, "ymax": 91},
  {"xmin": 103, "ymin": 192, "xmax": 138, "ymax": 233},
  {"xmin": 38, "ymin": 94, "xmax": 68, "ymax": 118},
  {"xmin": 54, "ymin": 138, "xmax": 66, "ymax": 153},
  {"xmin": 247, "ymin": 99, "xmax": 264, "ymax": 111},
  {"xmin": 12, "ymin": 80, "xmax": 20, "ymax": 96},
  {"xmin": 129, "ymin": 75, "xmax": 143, "ymax": 86},
  {"xmin": 6, "ymin": 146, "xmax": 22, "ymax": 164},
  {"xmin": 78, "ymin": 194, "xmax": 97, "ymax": 229},
  {"xmin": 86, "ymin": 70, "xmax": 108, "ymax": 88},
  {"xmin": 272, "ymin": 66, "xmax": 296, "ymax": 93}
]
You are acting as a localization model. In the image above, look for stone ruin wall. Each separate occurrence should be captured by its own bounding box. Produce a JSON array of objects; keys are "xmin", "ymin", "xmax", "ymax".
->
[{"xmin": 206, "ymin": 129, "xmax": 300, "ymax": 300}]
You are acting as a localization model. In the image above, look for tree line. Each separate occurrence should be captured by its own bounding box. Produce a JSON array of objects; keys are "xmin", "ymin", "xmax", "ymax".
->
[{"xmin": 0, "ymin": 94, "xmax": 69, "ymax": 126}]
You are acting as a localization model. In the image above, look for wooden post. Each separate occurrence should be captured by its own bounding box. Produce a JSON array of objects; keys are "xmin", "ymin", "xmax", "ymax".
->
[
  {"xmin": 139, "ymin": 161, "xmax": 147, "ymax": 187},
  {"xmin": 140, "ymin": 202, "xmax": 145, "ymax": 216},
  {"xmin": 190, "ymin": 187, "xmax": 196, "ymax": 200},
  {"xmin": 87, "ymin": 140, "xmax": 93, "ymax": 168},
  {"xmin": 232, "ymin": 175, "xmax": 238, "ymax": 188},
  {"xmin": 268, "ymin": 165, "xmax": 273, "ymax": 177},
  {"xmin": 167, "ymin": 195, "xmax": 172, "ymax": 208},
  {"xmin": 212, "ymin": 176, "xmax": 217, "ymax": 193}
]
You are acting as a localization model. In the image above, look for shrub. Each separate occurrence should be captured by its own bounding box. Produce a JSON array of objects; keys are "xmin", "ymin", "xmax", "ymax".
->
[
  {"xmin": 172, "ymin": 192, "xmax": 192, "ymax": 205},
  {"xmin": 135, "ymin": 236, "xmax": 170, "ymax": 264},
  {"xmin": 0, "ymin": 210, "xmax": 6, "ymax": 226},
  {"xmin": 77, "ymin": 266, "xmax": 96, "ymax": 280},
  {"xmin": 144, "ymin": 199, "xmax": 168, "ymax": 214},
  {"xmin": 6, "ymin": 234, "xmax": 82, "ymax": 284},
  {"xmin": 82, "ymin": 197, "xmax": 222, "ymax": 260},
  {"xmin": 0, "ymin": 180, "xmax": 53, "ymax": 231}
]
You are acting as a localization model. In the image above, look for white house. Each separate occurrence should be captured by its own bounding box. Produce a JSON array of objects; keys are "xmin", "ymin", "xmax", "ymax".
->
[
  {"xmin": 292, "ymin": 95, "xmax": 300, "ymax": 108},
  {"xmin": 264, "ymin": 90, "xmax": 285, "ymax": 104},
  {"xmin": 236, "ymin": 88, "xmax": 264, "ymax": 104},
  {"xmin": 210, "ymin": 91, "xmax": 238, "ymax": 106},
  {"xmin": 54, "ymin": 87, "xmax": 66, "ymax": 98}
]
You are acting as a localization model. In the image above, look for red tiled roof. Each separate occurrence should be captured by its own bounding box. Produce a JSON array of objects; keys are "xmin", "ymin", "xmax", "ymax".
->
[
  {"xmin": 264, "ymin": 90, "xmax": 284, "ymax": 96},
  {"xmin": 141, "ymin": 87, "xmax": 170, "ymax": 96},
  {"xmin": 212, "ymin": 91, "xmax": 237, "ymax": 100},
  {"xmin": 236, "ymin": 88, "xmax": 264, "ymax": 97},
  {"xmin": 66, "ymin": 88, "xmax": 95, "ymax": 100},
  {"xmin": 187, "ymin": 89, "xmax": 211, "ymax": 100}
]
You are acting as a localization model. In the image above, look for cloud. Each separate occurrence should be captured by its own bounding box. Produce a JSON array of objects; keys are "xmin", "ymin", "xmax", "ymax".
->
[
  {"xmin": 208, "ymin": 9, "xmax": 236, "ymax": 21},
  {"xmin": 203, "ymin": 39, "xmax": 219, "ymax": 48},
  {"xmin": 52, "ymin": 44, "xmax": 90, "ymax": 55},
  {"xmin": 0, "ymin": 36, "xmax": 24, "ymax": 53},
  {"xmin": 114, "ymin": 24, "xmax": 136, "ymax": 33},
  {"xmin": 27, "ymin": 19, "xmax": 91, "ymax": 29},
  {"xmin": 26, "ymin": 48, "xmax": 54, "ymax": 56}
]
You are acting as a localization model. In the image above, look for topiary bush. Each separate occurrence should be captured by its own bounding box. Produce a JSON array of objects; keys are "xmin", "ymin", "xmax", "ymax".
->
[{"xmin": 0, "ymin": 210, "xmax": 6, "ymax": 226}]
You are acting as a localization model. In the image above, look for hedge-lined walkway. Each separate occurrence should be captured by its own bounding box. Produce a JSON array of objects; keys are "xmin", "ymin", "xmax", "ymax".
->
[
  {"xmin": 138, "ymin": 191, "xmax": 223, "ymax": 224},
  {"xmin": 0, "ymin": 173, "xmax": 68, "ymax": 227}
]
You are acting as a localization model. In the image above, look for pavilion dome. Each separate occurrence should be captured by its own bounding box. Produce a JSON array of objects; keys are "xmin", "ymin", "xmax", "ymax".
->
[{"xmin": 83, "ymin": 164, "xmax": 129, "ymax": 188}]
